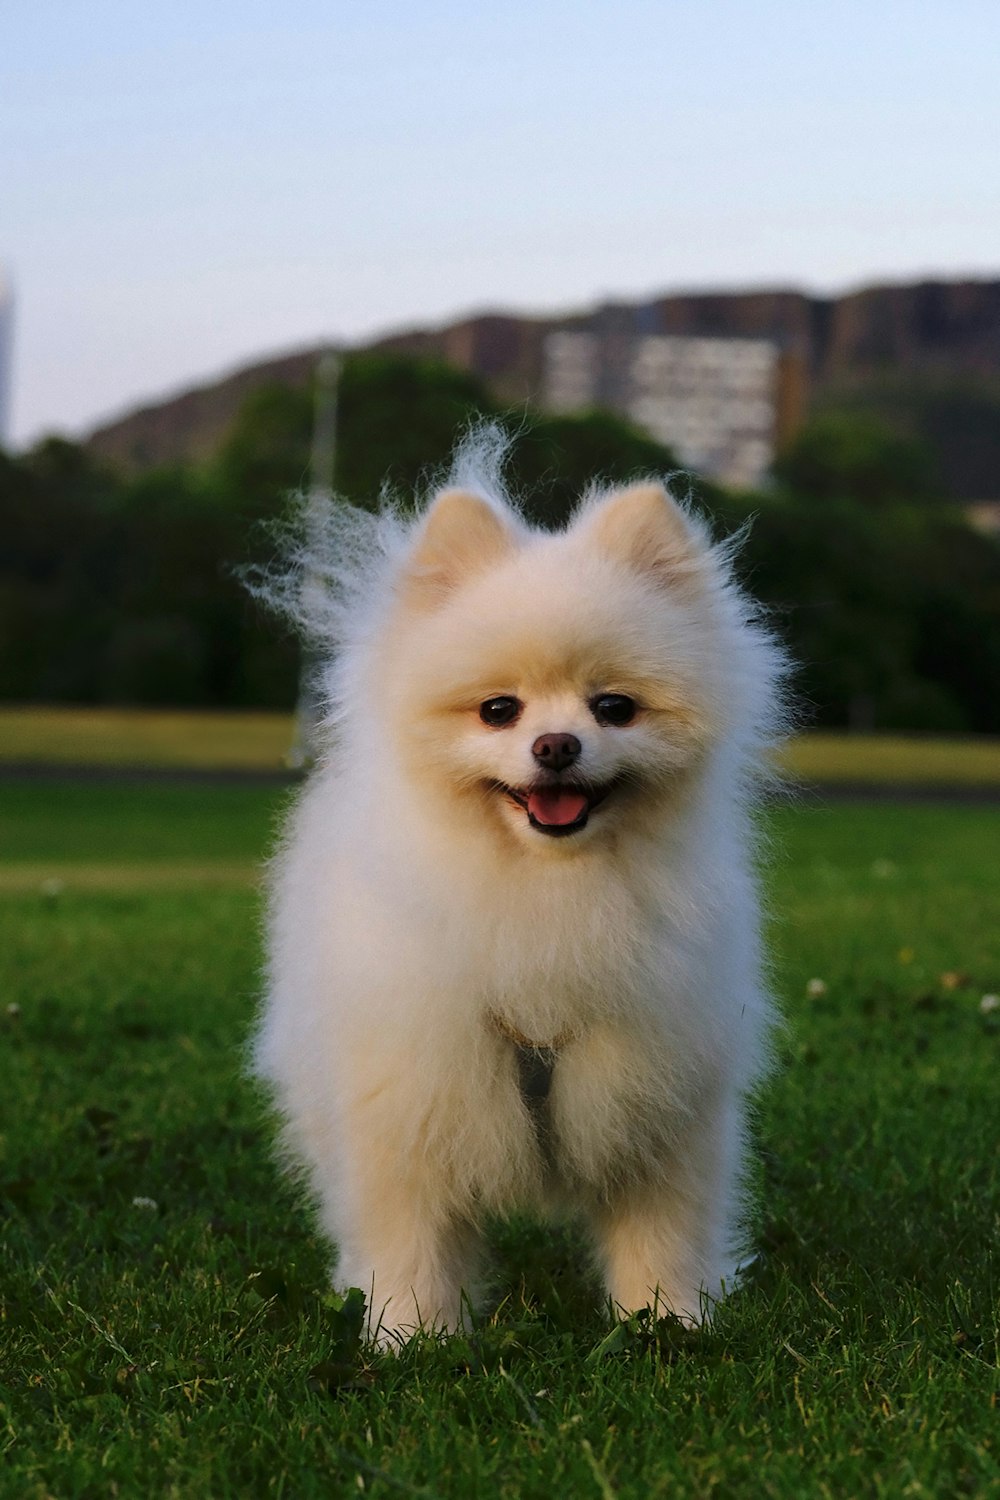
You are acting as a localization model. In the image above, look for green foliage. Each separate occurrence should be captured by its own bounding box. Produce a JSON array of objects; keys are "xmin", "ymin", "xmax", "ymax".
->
[
  {"xmin": 213, "ymin": 384, "xmax": 315, "ymax": 514},
  {"xmin": 2, "ymin": 354, "xmax": 999, "ymax": 731},
  {"xmin": 210, "ymin": 354, "xmax": 499, "ymax": 516},
  {"xmin": 0, "ymin": 440, "xmax": 301, "ymax": 710},
  {"xmin": 335, "ymin": 353, "xmax": 497, "ymax": 505},
  {"xmin": 773, "ymin": 410, "xmax": 940, "ymax": 506},
  {"xmin": 23, "ymin": 435, "xmax": 128, "ymax": 515},
  {"xmin": 815, "ymin": 375, "xmax": 1000, "ymax": 502},
  {"xmin": 715, "ymin": 491, "xmax": 1000, "ymax": 732},
  {"xmin": 505, "ymin": 410, "xmax": 680, "ymax": 530},
  {"xmin": 0, "ymin": 444, "xmax": 123, "ymax": 701},
  {"xmin": 0, "ymin": 356, "xmax": 680, "ymax": 714},
  {"xmin": 1, "ymin": 783, "xmax": 998, "ymax": 1495}
]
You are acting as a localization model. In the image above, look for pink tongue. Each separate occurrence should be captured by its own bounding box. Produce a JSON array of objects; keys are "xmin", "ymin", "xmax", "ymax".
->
[{"xmin": 527, "ymin": 787, "xmax": 589, "ymax": 826}]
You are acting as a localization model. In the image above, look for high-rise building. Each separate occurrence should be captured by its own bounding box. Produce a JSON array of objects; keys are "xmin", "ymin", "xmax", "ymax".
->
[
  {"xmin": 0, "ymin": 270, "xmax": 13, "ymax": 449},
  {"xmin": 543, "ymin": 325, "xmax": 804, "ymax": 491}
]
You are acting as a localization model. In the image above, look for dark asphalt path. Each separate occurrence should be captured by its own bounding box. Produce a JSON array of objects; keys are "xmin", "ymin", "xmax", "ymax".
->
[{"xmin": 2, "ymin": 762, "xmax": 999, "ymax": 802}]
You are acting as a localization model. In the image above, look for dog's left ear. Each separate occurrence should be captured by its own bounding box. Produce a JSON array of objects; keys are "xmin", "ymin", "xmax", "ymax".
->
[
  {"xmin": 401, "ymin": 489, "xmax": 518, "ymax": 608},
  {"xmin": 577, "ymin": 482, "xmax": 706, "ymax": 589}
]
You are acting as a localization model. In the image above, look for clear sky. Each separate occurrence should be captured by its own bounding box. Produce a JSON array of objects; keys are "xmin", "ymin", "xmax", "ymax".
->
[{"xmin": 3, "ymin": 0, "xmax": 998, "ymax": 447}]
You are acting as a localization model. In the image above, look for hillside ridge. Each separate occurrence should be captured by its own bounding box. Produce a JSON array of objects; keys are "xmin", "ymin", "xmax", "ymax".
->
[{"xmin": 85, "ymin": 274, "xmax": 1000, "ymax": 479}]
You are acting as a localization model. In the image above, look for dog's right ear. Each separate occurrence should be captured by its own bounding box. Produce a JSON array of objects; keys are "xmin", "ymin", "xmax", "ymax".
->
[
  {"xmin": 576, "ymin": 482, "xmax": 707, "ymax": 594},
  {"xmin": 400, "ymin": 490, "xmax": 517, "ymax": 607}
]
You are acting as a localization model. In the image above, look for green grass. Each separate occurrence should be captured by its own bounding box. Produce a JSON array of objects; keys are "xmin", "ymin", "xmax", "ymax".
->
[
  {"xmin": 0, "ymin": 780, "xmax": 283, "ymax": 864},
  {"xmin": 1, "ymin": 783, "xmax": 998, "ymax": 1497}
]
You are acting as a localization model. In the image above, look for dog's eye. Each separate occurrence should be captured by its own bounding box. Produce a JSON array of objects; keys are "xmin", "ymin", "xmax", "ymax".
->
[
  {"xmin": 479, "ymin": 696, "xmax": 522, "ymax": 727},
  {"xmin": 591, "ymin": 693, "xmax": 637, "ymax": 727}
]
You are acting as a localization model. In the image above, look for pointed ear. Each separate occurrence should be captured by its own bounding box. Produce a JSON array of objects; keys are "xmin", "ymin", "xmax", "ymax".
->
[
  {"xmin": 400, "ymin": 489, "xmax": 517, "ymax": 607},
  {"xmin": 579, "ymin": 482, "xmax": 704, "ymax": 588}
]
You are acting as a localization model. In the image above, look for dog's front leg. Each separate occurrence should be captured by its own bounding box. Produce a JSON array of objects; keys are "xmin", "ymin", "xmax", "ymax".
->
[
  {"xmin": 330, "ymin": 1115, "xmax": 482, "ymax": 1349},
  {"xmin": 589, "ymin": 1087, "xmax": 747, "ymax": 1327}
]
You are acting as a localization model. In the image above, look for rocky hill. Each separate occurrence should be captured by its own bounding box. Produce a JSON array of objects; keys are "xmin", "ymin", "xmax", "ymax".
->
[{"xmin": 85, "ymin": 277, "xmax": 1000, "ymax": 491}]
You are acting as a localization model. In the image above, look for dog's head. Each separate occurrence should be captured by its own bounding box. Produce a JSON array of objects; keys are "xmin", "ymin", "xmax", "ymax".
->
[{"xmin": 373, "ymin": 482, "xmax": 760, "ymax": 852}]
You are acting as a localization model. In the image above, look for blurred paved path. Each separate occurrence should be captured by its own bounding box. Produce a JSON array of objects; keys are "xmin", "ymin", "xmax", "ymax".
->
[{"xmin": 2, "ymin": 762, "xmax": 999, "ymax": 801}]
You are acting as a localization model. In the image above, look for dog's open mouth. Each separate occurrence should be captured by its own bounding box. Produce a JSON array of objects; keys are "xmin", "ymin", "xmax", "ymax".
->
[{"xmin": 492, "ymin": 779, "xmax": 615, "ymax": 837}]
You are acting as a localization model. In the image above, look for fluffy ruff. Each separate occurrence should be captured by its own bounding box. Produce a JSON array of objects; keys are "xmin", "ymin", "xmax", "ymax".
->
[{"xmin": 255, "ymin": 446, "xmax": 785, "ymax": 1346}]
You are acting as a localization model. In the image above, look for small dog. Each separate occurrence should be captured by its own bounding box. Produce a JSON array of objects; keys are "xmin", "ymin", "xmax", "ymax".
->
[{"xmin": 256, "ymin": 442, "xmax": 785, "ymax": 1344}]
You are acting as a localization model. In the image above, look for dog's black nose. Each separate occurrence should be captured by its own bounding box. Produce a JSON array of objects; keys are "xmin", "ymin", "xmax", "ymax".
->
[{"xmin": 531, "ymin": 733, "xmax": 581, "ymax": 771}]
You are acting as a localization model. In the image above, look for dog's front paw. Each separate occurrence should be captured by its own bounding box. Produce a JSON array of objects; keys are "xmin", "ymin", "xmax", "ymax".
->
[
  {"xmin": 366, "ymin": 1301, "xmax": 465, "ymax": 1351},
  {"xmin": 336, "ymin": 1270, "xmax": 467, "ymax": 1351}
]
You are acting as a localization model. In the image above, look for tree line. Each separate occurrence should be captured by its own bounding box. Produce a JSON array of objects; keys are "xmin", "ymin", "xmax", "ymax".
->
[{"xmin": 2, "ymin": 353, "xmax": 998, "ymax": 732}]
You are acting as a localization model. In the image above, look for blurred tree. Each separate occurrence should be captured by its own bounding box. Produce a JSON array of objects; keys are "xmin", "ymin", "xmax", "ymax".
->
[
  {"xmin": 3, "ymin": 353, "xmax": 998, "ymax": 731},
  {"xmin": 24, "ymin": 436, "xmax": 124, "ymax": 512},
  {"xmin": 213, "ymin": 385, "xmax": 315, "ymax": 515},
  {"xmin": 773, "ymin": 411, "xmax": 940, "ymax": 506},
  {"xmin": 905, "ymin": 513, "xmax": 1000, "ymax": 733},
  {"xmin": 812, "ymin": 377, "xmax": 1000, "ymax": 502},
  {"xmin": 211, "ymin": 355, "xmax": 678, "ymax": 522},
  {"xmin": 335, "ymin": 354, "xmax": 495, "ymax": 505},
  {"xmin": 0, "ymin": 443, "xmax": 121, "ymax": 701},
  {"xmin": 505, "ymin": 411, "xmax": 679, "ymax": 529},
  {"xmin": 718, "ymin": 489, "xmax": 1000, "ymax": 732}
]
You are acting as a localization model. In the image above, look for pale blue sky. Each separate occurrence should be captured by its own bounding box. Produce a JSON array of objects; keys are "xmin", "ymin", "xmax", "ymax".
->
[{"xmin": 3, "ymin": 0, "xmax": 998, "ymax": 446}]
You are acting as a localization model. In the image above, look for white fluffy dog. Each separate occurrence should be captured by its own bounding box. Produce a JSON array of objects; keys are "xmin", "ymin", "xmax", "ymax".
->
[{"xmin": 255, "ymin": 440, "xmax": 784, "ymax": 1345}]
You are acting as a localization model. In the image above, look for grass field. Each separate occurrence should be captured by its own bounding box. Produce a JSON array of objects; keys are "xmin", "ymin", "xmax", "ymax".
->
[
  {"xmin": 1, "ymin": 782, "xmax": 998, "ymax": 1497},
  {"xmin": 3, "ymin": 704, "xmax": 1000, "ymax": 788}
]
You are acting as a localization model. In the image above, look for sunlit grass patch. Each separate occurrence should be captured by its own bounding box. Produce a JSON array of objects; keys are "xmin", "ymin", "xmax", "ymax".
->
[
  {"xmin": 0, "ymin": 704, "xmax": 295, "ymax": 771},
  {"xmin": 778, "ymin": 730, "xmax": 1000, "ymax": 787}
]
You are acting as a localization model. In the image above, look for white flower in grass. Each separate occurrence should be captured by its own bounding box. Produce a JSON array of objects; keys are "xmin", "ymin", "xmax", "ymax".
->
[
  {"xmin": 980, "ymin": 993, "xmax": 999, "ymax": 1015},
  {"xmin": 40, "ymin": 878, "xmax": 65, "ymax": 899},
  {"xmin": 805, "ymin": 978, "xmax": 827, "ymax": 999},
  {"xmin": 131, "ymin": 1195, "xmax": 158, "ymax": 1211},
  {"xmin": 6, "ymin": 1003, "xmax": 20, "ymax": 1017}
]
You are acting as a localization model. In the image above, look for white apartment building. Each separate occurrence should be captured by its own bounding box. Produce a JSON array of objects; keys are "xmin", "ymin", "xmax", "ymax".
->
[{"xmin": 544, "ymin": 329, "xmax": 783, "ymax": 491}]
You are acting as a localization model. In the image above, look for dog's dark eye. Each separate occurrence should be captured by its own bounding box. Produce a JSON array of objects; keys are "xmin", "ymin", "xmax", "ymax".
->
[
  {"xmin": 591, "ymin": 693, "xmax": 637, "ymax": 727},
  {"xmin": 479, "ymin": 696, "xmax": 522, "ymax": 727}
]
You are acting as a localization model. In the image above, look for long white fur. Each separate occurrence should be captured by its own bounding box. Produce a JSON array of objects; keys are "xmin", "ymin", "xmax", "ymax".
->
[{"xmin": 254, "ymin": 429, "xmax": 787, "ymax": 1345}]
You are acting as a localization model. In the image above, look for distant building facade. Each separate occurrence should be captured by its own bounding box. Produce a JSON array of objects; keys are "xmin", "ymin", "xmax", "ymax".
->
[
  {"xmin": 543, "ymin": 325, "xmax": 804, "ymax": 490},
  {"xmin": 0, "ymin": 271, "xmax": 12, "ymax": 448}
]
